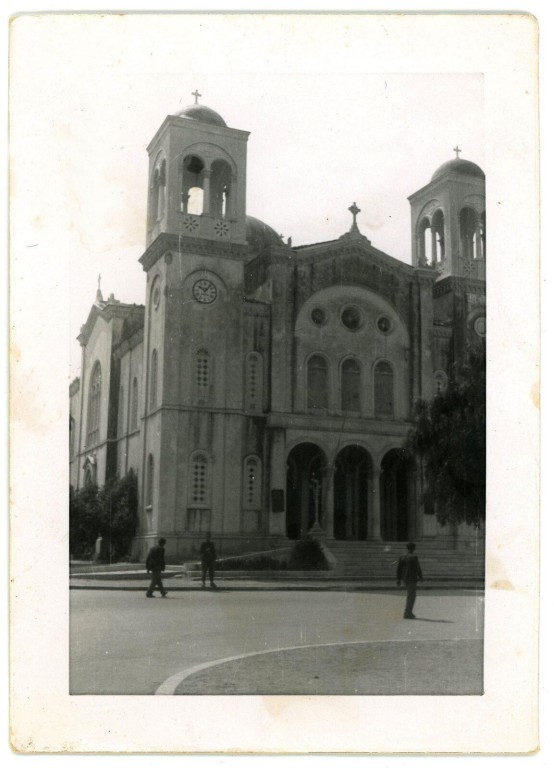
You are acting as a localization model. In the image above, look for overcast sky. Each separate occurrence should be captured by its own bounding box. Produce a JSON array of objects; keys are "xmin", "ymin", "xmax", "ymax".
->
[{"xmin": 10, "ymin": 16, "xmax": 485, "ymax": 379}]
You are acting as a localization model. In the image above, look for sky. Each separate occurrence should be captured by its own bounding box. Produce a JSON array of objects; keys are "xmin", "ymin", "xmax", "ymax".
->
[{"xmin": 10, "ymin": 16, "xmax": 485, "ymax": 379}]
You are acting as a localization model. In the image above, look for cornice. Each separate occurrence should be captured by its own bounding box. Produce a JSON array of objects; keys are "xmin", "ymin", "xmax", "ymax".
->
[{"xmin": 139, "ymin": 232, "xmax": 250, "ymax": 272}]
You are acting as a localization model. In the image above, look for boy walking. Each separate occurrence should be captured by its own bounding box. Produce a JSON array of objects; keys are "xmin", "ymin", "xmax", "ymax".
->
[
  {"xmin": 396, "ymin": 542, "xmax": 423, "ymax": 619},
  {"xmin": 146, "ymin": 537, "xmax": 168, "ymax": 597}
]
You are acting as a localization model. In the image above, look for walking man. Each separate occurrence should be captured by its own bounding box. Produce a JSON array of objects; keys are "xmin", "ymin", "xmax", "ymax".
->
[
  {"xmin": 200, "ymin": 531, "xmax": 217, "ymax": 588},
  {"xmin": 146, "ymin": 537, "xmax": 168, "ymax": 598},
  {"xmin": 396, "ymin": 542, "xmax": 423, "ymax": 619}
]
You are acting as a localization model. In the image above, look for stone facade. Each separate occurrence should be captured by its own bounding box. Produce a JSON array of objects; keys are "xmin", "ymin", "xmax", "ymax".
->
[{"xmin": 70, "ymin": 101, "xmax": 486, "ymax": 562}]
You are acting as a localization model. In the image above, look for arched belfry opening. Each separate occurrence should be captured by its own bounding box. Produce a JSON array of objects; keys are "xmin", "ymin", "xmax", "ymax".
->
[
  {"xmin": 333, "ymin": 446, "xmax": 371, "ymax": 540},
  {"xmin": 210, "ymin": 159, "xmax": 233, "ymax": 218},
  {"xmin": 182, "ymin": 154, "xmax": 205, "ymax": 215},
  {"xmin": 460, "ymin": 206, "xmax": 480, "ymax": 260},
  {"xmin": 381, "ymin": 449, "xmax": 417, "ymax": 541},
  {"xmin": 418, "ymin": 210, "xmax": 445, "ymax": 267},
  {"xmin": 286, "ymin": 443, "xmax": 326, "ymax": 540}
]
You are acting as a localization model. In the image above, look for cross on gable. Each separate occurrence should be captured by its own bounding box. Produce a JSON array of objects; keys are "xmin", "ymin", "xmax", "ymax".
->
[{"xmin": 348, "ymin": 202, "xmax": 361, "ymax": 222}]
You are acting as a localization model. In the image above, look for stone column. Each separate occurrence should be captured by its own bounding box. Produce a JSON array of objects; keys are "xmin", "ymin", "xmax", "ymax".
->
[
  {"xmin": 369, "ymin": 468, "xmax": 382, "ymax": 540},
  {"xmin": 202, "ymin": 169, "xmax": 211, "ymax": 215},
  {"xmin": 268, "ymin": 429, "xmax": 286, "ymax": 535},
  {"xmin": 228, "ymin": 174, "xmax": 237, "ymax": 219}
]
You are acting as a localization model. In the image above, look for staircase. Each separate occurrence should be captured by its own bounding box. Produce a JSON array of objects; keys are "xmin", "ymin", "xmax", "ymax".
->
[{"xmin": 325, "ymin": 540, "xmax": 485, "ymax": 581}]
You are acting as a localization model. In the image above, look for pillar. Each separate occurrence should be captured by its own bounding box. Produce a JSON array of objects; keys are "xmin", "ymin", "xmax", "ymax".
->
[
  {"xmin": 475, "ymin": 221, "xmax": 483, "ymax": 259},
  {"xmin": 268, "ymin": 429, "xmax": 286, "ymax": 535},
  {"xmin": 324, "ymin": 466, "xmax": 335, "ymax": 539},
  {"xmin": 431, "ymin": 225, "xmax": 438, "ymax": 266},
  {"xmin": 202, "ymin": 169, "xmax": 211, "ymax": 215}
]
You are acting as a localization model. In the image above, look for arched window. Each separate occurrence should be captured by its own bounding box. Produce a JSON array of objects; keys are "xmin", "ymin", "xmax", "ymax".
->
[
  {"xmin": 374, "ymin": 360, "xmax": 394, "ymax": 417},
  {"xmin": 210, "ymin": 160, "xmax": 233, "ymax": 218},
  {"xmin": 130, "ymin": 377, "xmax": 138, "ymax": 431},
  {"xmin": 432, "ymin": 209, "xmax": 446, "ymax": 263},
  {"xmin": 307, "ymin": 355, "xmax": 328, "ymax": 411},
  {"xmin": 146, "ymin": 454, "xmax": 154, "ymax": 509},
  {"xmin": 149, "ymin": 156, "xmax": 166, "ymax": 228},
  {"xmin": 118, "ymin": 386, "xmax": 125, "ymax": 436},
  {"xmin": 245, "ymin": 352, "xmax": 263, "ymax": 412},
  {"xmin": 460, "ymin": 207, "xmax": 479, "ymax": 260},
  {"xmin": 149, "ymin": 349, "xmax": 158, "ymax": 410},
  {"xmin": 341, "ymin": 358, "xmax": 361, "ymax": 412},
  {"xmin": 190, "ymin": 453, "xmax": 209, "ymax": 506},
  {"xmin": 86, "ymin": 362, "xmax": 102, "ymax": 447},
  {"xmin": 195, "ymin": 349, "xmax": 211, "ymax": 393},
  {"xmin": 417, "ymin": 217, "xmax": 431, "ymax": 266},
  {"xmin": 243, "ymin": 456, "xmax": 262, "ymax": 510},
  {"xmin": 182, "ymin": 154, "xmax": 205, "ymax": 214}
]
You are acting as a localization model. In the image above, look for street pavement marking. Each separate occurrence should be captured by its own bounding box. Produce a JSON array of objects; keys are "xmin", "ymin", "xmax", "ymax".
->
[{"xmin": 156, "ymin": 638, "xmax": 448, "ymax": 695}]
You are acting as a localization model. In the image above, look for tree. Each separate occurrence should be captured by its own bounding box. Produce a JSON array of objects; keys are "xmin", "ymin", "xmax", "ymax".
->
[
  {"xmin": 69, "ymin": 482, "xmax": 101, "ymax": 559},
  {"xmin": 69, "ymin": 470, "xmax": 138, "ymax": 561},
  {"xmin": 98, "ymin": 469, "xmax": 139, "ymax": 561},
  {"xmin": 406, "ymin": 349, "xmax": 486, "ymax": 528}
]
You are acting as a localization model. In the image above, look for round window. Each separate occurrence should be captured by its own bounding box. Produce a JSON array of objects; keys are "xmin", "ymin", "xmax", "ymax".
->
[
  {"xmin": 474, "ymin": 316, "xmax": 486, "ymax": 338},
  {"xmin": 377, "ymin": 315, "xmax": 392, "ymax": 334},
  {"xmin": 341, "ymin": 306, "xmax": 363, "ymax": 331},
  {"xmin": 310, "ymin": 307, "xmax": 326, "ymax": 327}
]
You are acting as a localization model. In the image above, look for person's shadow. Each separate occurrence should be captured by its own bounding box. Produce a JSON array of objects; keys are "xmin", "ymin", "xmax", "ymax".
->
[{"xmin": 411, "ymin": 617, "xmax": 454, "ymax": 623}]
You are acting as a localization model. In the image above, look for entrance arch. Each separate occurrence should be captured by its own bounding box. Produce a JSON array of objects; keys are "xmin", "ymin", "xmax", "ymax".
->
[
  {"xmin": 286, "ymin": 443, "xmax": 326, "ymax": 540},
  {"xmin": 381, "ymin": 449, "xmax": 417, "ymax": 541},
  {"xmin": 333, "ymin": 445, "xmax": 372, "ymax": 540}
]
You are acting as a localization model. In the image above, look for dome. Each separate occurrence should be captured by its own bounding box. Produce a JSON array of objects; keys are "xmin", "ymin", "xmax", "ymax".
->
[
  {"xmin": 431, "ymin": 158, "xmax": 485, "ymax": 182},
  {"xmin": 245, "ymin": 216, "xmax": 283, "ymax": 256},
  {"xmin": 174, "ymin": 103, "xmax": 227, "ymax": 128}
]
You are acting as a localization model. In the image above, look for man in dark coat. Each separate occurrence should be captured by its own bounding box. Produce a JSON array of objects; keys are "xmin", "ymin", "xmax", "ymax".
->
[
  {"xmin": 200, "ymin": 531, "xmax": 217, "ymax": 588},
  {"xmin": 146, "ymin": 537, "xmax": 168, "ymax": 597},
  {"xmin": 396, "ymin": 542, "xmax": 423, "ymax": 619}
]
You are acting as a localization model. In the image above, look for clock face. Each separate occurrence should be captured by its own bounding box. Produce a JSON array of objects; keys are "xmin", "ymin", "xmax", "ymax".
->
[{"xmin": 192, "ymin": 279, "xmax": 217, "ymax": 304}]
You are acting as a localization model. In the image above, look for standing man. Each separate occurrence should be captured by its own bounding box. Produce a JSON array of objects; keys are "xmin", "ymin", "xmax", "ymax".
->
[
  {"xmin": 396, "ymin": 542, "xmax": 423, "ymax": 619},
  {"xmin": 146, "ymin": 537, "xmax": 168, "ymax": 598},
  {"xmin": 200, "ymin": 531, "xmax": 217, "ymax": 588}
]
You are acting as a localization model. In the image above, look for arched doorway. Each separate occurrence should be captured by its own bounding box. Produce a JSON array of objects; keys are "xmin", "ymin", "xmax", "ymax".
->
[
  {"xmin": 334, "ymin": 446, "xmax": 371, "ymax": 540},
  {"xmin": 286, "ymin": 443, "xmax": 326, "ymax": 540},
  {"xmin": 381, "ymin": 449, "xmax": 417, "ymax": 541}
]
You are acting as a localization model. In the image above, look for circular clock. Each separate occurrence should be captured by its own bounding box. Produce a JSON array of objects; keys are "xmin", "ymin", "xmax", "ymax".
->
[
  {"xmin": 192, "ymin": 279, "xmax": 217, "ymax": 304},
  {"xmin": 474, "ymin": 316, "xmax": 486, "ymax": 337}
]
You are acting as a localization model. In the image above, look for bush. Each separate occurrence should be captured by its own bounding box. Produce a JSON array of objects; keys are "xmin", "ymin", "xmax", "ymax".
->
[
  {"xmin": 289, "ymin": 538, "xmax": 329, "ymax": 570},
  {"xmin": 69, "ymin": 483, "xmax": 101, "ymax": 559}
]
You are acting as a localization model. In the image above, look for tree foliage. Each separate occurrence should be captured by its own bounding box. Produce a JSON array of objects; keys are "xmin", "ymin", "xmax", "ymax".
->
[
  {"xmin": 406, "ymin": 349, "xmax": 486, "ymax": 528},
  {"xmin": 69, "ymin": 469, "xmax": 139, "ymax": 561}
]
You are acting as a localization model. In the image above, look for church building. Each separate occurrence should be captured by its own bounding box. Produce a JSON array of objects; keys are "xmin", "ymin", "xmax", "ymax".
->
[{"xmin": 69, "ymin": 96, "xmax": 486, "ymax": 562}]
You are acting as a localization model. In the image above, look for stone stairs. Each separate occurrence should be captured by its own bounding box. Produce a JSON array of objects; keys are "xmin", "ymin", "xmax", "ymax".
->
[{"xmin": 325, "ymin": 540, "xmax": 485, "ymax": 581}]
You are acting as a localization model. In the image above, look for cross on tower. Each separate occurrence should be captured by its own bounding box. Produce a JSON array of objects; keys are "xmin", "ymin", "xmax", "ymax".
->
[
  {"xmin": 192, "ymin": 89, "xmax": 202, "ymax": 104},
  {"xmin": 98, "ymin": 274, "xmax": 101, "ymax": 290},
  {"xmin": 453, "ymin": 145, "xmax": 462, "ymax": 159},
  {"xmin": 348, "ymin": 201, "xmax": 361, "ymax": 224}
]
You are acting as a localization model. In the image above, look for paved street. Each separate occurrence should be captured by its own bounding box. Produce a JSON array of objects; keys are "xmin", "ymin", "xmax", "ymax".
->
[{"xmin": 70, "ymin": 586, "xmax": 484, "ymax": 695}]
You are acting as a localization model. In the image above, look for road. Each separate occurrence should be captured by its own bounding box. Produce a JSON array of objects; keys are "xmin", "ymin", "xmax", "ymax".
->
[{"xmin": 70, "ymin": 587, "xmax": 484, "ymax": 695}]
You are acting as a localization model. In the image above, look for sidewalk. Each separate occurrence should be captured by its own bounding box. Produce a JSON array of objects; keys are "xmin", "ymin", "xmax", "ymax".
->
[{"xmin": 70, "ymin": 574, "xmax": 484, "ymax": 592}]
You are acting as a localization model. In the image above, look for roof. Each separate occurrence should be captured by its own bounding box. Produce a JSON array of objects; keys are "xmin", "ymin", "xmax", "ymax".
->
[
  {"xmin": 431, "ymin": 158, "xmax": 485, "ymax": 182},
  {"xmin": 174, "ymin": 103, "xmax": 227, "ymax": 128}
]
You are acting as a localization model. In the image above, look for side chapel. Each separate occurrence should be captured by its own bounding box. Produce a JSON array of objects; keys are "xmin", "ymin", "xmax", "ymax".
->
[{"xmin": 69, "ymin": 96, "xmax": 486, "ymax": 561}]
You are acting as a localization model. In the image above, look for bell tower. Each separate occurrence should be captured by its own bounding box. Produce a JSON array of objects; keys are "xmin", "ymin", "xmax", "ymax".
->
[
  {"xmin": 145, "ymin": 91, "xmax": 250, "ymax": 247},
  {"xmin": 408, "ymin": 150, "xmax": 486, "ymax": 282}
]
